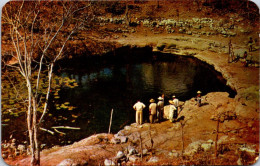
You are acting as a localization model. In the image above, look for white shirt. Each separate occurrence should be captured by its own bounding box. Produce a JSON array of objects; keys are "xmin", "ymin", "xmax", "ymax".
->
[
  {"xmin": 133, "ymin": 101, "xmax": 146, "ymax": 111},
  {"xmin": 173, "ymin": 98, "xmax": 179, "ymax": 107}
]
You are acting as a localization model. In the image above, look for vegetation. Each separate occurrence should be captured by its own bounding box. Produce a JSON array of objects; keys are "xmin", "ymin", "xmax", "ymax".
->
[{"xmin": 1, "ymin": 1, "xmax": 92, "ymax": 165}]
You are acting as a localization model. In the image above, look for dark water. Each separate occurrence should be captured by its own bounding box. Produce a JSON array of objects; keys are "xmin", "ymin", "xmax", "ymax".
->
[{"xmin": 41, "ymin": 50, "xmax": 236, "ymax": 146}]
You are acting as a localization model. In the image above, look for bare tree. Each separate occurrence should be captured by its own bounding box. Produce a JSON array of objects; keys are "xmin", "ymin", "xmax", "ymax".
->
[{"xmin": 2, "ymin": 1, "xmax": 92, "ymax": 165}]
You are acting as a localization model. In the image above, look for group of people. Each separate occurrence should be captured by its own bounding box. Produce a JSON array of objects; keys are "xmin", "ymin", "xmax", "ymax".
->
[
  {"xmin": 133, "ymin": 94, "xmax": 180, "ymax": 125},
  {"xmin": 133, "ymin": 91, "xmax": 203, "ymax": 125}
]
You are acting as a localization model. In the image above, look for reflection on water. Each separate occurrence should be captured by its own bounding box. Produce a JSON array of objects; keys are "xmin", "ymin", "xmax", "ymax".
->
[{"xmin": 49, "ymin": 56, "xmax": 235, "ymax": 145}]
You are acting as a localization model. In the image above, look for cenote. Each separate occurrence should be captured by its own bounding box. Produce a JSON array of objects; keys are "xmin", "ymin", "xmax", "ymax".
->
[
  {"xmin": 3, "ymin": 47, "xmax": 236, "ymax": 147},
  {"xmin": 39, "ymin": 46, "xmax": 236, "ymax": 146}
]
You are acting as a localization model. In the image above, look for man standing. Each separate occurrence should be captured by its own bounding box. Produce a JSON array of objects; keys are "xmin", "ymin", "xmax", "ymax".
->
[
  {"xmin": 169, "ymin": 100, "xmax": 177, "ymax": 122},
  {"xmin": 149, "ymin": 99, "xmax": 157, "ymax": 123},
  {"xmin": 195, "ymin": 91, "xmax": 202, "ymax": 107},
  {"xmin": 133, "ymin": 100, "xmax": 146, "ymax": 125},
  {"xmin": 157, "ymin": 96, "xmax": 164, "ymax": 122},
  {"xmin": 172, "ymin": 95, "xmax": 179, "ymax": 113}
]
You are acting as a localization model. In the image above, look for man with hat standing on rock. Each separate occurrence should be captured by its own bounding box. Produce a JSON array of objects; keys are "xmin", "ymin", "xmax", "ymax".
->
[
  {"xmin": 149, "ymin": 99, "xmax": 157, "ymax": 123},
  {"xmin": 133, "ymin": 100, "xmax": 146, "ymax": 125},
  {"xmin": 172, "ymin": 95, "xmax": 179, "ymax": 113},
  {"xmin": 169, "ymin": 100, "xmax": 177, "ymax": 122},
  {"xmin": 195, "ymin": 91, "xmax": 202, "ymax": 107},
  {"xmin": 157, "ymin": 96, "xmax": 164, "ymax": 122}
]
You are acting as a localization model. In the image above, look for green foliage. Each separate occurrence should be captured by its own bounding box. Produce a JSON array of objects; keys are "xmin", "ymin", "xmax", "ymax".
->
[{"xmin": 1, "ymin": 69, "xmax": 78, "ymax": 125}]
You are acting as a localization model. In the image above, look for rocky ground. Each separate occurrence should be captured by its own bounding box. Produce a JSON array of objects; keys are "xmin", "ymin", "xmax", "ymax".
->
[{"xmin": 2, "ymin": 1, "xmax": 259, "ymax": 165}]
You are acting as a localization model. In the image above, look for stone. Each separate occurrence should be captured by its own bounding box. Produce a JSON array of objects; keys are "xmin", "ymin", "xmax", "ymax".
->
[
  {"xmin": 114, "ymin": 134, "xmax": 128, "ymax": 143},
  {"xmin": 111, "ymin": 137, "xmax": 121, "ymax": 144},
  {"xmin": 128, "ymin": 145, "xmax": 137, "ymax": 155},
  {"xmin": 128, "ymin": 132, "xmax": 140, "ymax": 143},
  {"xmin": 128, "ymin": 156, "xmax": 138, "ymax": 162},
  {"xmin": 201, "ymin": 143, "xmax": 212, "ymax": 152},
  {"xmin": 184, "ymin": 140, "xmax": 203, "ymax": 156},
  {"xmin": 115, "ymin": 151, "xmax": 125, "ymax": 159},
  {"xmin": 148, "ymin": 156, "xmax": 159, "ymax": 163},
  {"xmin": 142, "ymin": 148, "xmax": 148, "ymax": 155},
  {"xmin": 104, "ymin": 159, "xmax": 115, "ymax": 166}
]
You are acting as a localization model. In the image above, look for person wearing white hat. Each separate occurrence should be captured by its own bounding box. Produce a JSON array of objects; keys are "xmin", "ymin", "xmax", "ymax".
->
[
  {"xmin": 195, "ymin": 91, "xmax": 202, "ymax": 107},
  {"xmin": 149, "ymin": 99, "xmax": 157, "ymax": 123},
  {"xmin": 168, "ymin": 100, "xmax": 177, "ymax": 122},
  {"xmin": 172, "ymin": 95, "xmax": 179, "ymax": 109},
  {"xmin": 133, "ymin": 100, "xmax": 146, "ymax": 125},
  {"xmin": 157, "ymin": 96, "xmax": 164, "ymax": 122}
]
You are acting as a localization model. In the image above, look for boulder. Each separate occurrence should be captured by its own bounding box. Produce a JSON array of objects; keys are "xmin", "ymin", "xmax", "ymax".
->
[
  {"xmin": 127, "ymin": 145, "xmax": 137, "ymax": 155},
  {"xmin": 201, "ymin": 142, "xmax": 212, "ymax": 152},
  {"xmin": 184, "ymin": 140, "xmax": 203, "ymax": 156},
  {"xmin": 111, "ymin": 137, "xmax": 120, "ymax": 144},
  {"xmin": 118, "ymin": 136, "xmax": 128, "ymax": 143},
  {"xmin": 115, "ymin": 151, "xmax": 125, "ymax": 159}
]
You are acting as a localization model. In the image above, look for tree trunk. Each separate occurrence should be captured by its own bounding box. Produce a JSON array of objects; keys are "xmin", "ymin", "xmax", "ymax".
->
[{"xmin": 33, "ymin": 97, "xmax": 40, "ymax": 166}]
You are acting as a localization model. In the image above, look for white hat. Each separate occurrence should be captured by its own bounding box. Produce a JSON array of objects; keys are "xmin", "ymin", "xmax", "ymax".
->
[
  {"xmin": 158, "ymin": 96, "xmax": 163, "ymax": 100},
  {"xmin": 169, "ymin": 100, "xmax": 174, "ymax": 105},
  {"xmin": 197, "ymin": 91, "xmax": 202, "ymax": 94},
  {"xmin": 172, "ymin": 95, "xmax": 176, "ymax": 98}
]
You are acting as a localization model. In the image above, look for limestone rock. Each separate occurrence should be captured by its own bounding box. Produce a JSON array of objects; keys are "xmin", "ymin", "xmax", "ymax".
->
[
  {"xmin": 127, "ymin": 145, "xmax": 137, "ymax": 155},
  {"xmin": 115, "ymin": 151, "xmax": 125, "ymax": 159},
  {"xmin": 148, "ymin": 156, "xmax": 159, "ymax": 163},
  {"xmin": 201, "ymin": 142, "xmax": 212, "ymax": 152},
  {"xmin": 184, "ymin": 140, "xmax": 203, "ymax": 156},
  {"xmin": 128, "ymin": 155, "xmax": 138, "ymax": 162},
  {"xmin": 111, "ymin": 137, "xmax": 120, "ymax": 144},
  {"xmin": 128, "ymin": 132, "xmax": 140, "ymax": 144}
]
